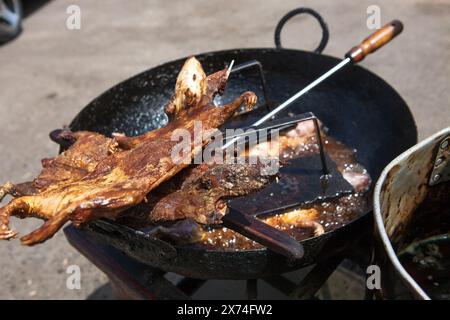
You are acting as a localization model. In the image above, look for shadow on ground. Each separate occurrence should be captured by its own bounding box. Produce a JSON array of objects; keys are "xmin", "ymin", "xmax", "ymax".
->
[{"xmin": 86, "ymin": 282, "xmax": 116, "ymax": 300}]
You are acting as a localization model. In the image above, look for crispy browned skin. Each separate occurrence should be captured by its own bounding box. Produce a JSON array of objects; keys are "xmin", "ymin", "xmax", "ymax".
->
[
  {"xmin": 150, "ymin": 161, "xmax": 275, "ymax": 224},
  {"xmin": 0, "ymin": 131, "xmax": 115, "ymax": 200},
  {"xmin": 0, "ymin": 58, "xmax": 257, "ymax": 245},
  {"xmin": 38, "ymin": 131, "xmax": 117, "ymax": 189}
]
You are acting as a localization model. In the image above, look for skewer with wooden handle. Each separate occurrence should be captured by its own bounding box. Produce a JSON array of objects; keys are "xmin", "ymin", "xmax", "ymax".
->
[{"xmin": 223, "ymin": 20, "xmax": 404, "ymax": 150}]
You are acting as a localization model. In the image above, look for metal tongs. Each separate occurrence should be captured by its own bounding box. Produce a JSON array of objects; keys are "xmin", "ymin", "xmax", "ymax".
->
[{"xmin": 221, "ymin": 20, "xmax": 404, "ymax": 260}]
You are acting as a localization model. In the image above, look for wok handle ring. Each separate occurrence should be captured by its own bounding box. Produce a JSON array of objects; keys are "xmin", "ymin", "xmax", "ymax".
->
[{"xmin": 274, "ymin": 7, "xmax": 329, "ymax": 54}]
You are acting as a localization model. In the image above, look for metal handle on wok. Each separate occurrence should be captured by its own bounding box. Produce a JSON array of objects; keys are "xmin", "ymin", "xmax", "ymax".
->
[{"xmin": 274, "ymin": 7, "xmax": 329, "ymax": 54}]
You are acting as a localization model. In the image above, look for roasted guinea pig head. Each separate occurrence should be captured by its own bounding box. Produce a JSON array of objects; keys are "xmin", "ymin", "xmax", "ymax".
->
[
  {"xmin": 0, "ymin": 57, "xmax": 257, "ymax": 245},
  {"xmin": 165, "ymin": 57, "xmax": 233, "ymax": 120},
  {"xmin": 165, "ymin": 57, "xmax": 207, "ymax": 119}
]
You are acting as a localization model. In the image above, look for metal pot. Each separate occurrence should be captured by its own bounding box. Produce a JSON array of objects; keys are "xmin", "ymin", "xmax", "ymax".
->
[{"xmin": 373, "ymin": 127, "xmax": 450, "ymax": 299}]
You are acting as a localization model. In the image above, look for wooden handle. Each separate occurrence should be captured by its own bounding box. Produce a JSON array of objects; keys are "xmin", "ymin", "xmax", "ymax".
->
[
  {"xmin": 222, "ymin": 209, "xmax": 304, "ymax": 260},
  {"xmin": 345, "ymin": 20, "xmax": 403, "ymax": 62}
]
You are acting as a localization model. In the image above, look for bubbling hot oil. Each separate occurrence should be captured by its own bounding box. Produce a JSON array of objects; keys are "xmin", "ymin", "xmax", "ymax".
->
[{"xmin": 198, "ymin": 192, "xmax": 369, "ymax": 250}]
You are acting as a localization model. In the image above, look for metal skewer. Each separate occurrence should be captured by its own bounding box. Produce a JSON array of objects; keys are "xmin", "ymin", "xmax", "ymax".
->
[
  {"xmin": 252, "ymin": 57, "xmax": 350, "ymax": 127},
  {"xmin": 222, "ymin": 20, "xmax": 403, "ymax": 150},
  {"xmin": 226, "ymin": 60, "xmax": 235, "ymax": 77}
]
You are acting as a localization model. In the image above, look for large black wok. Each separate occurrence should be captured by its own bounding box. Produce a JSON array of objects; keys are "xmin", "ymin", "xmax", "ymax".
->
[{"xmin": 68, "ymin": 9, "xmax": 417, "ymax": 279}]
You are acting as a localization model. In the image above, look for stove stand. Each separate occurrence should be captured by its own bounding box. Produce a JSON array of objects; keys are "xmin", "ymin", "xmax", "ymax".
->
[{"xmin": 64, "ymin": 225, "xmax": 371, "ymax": 300}]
